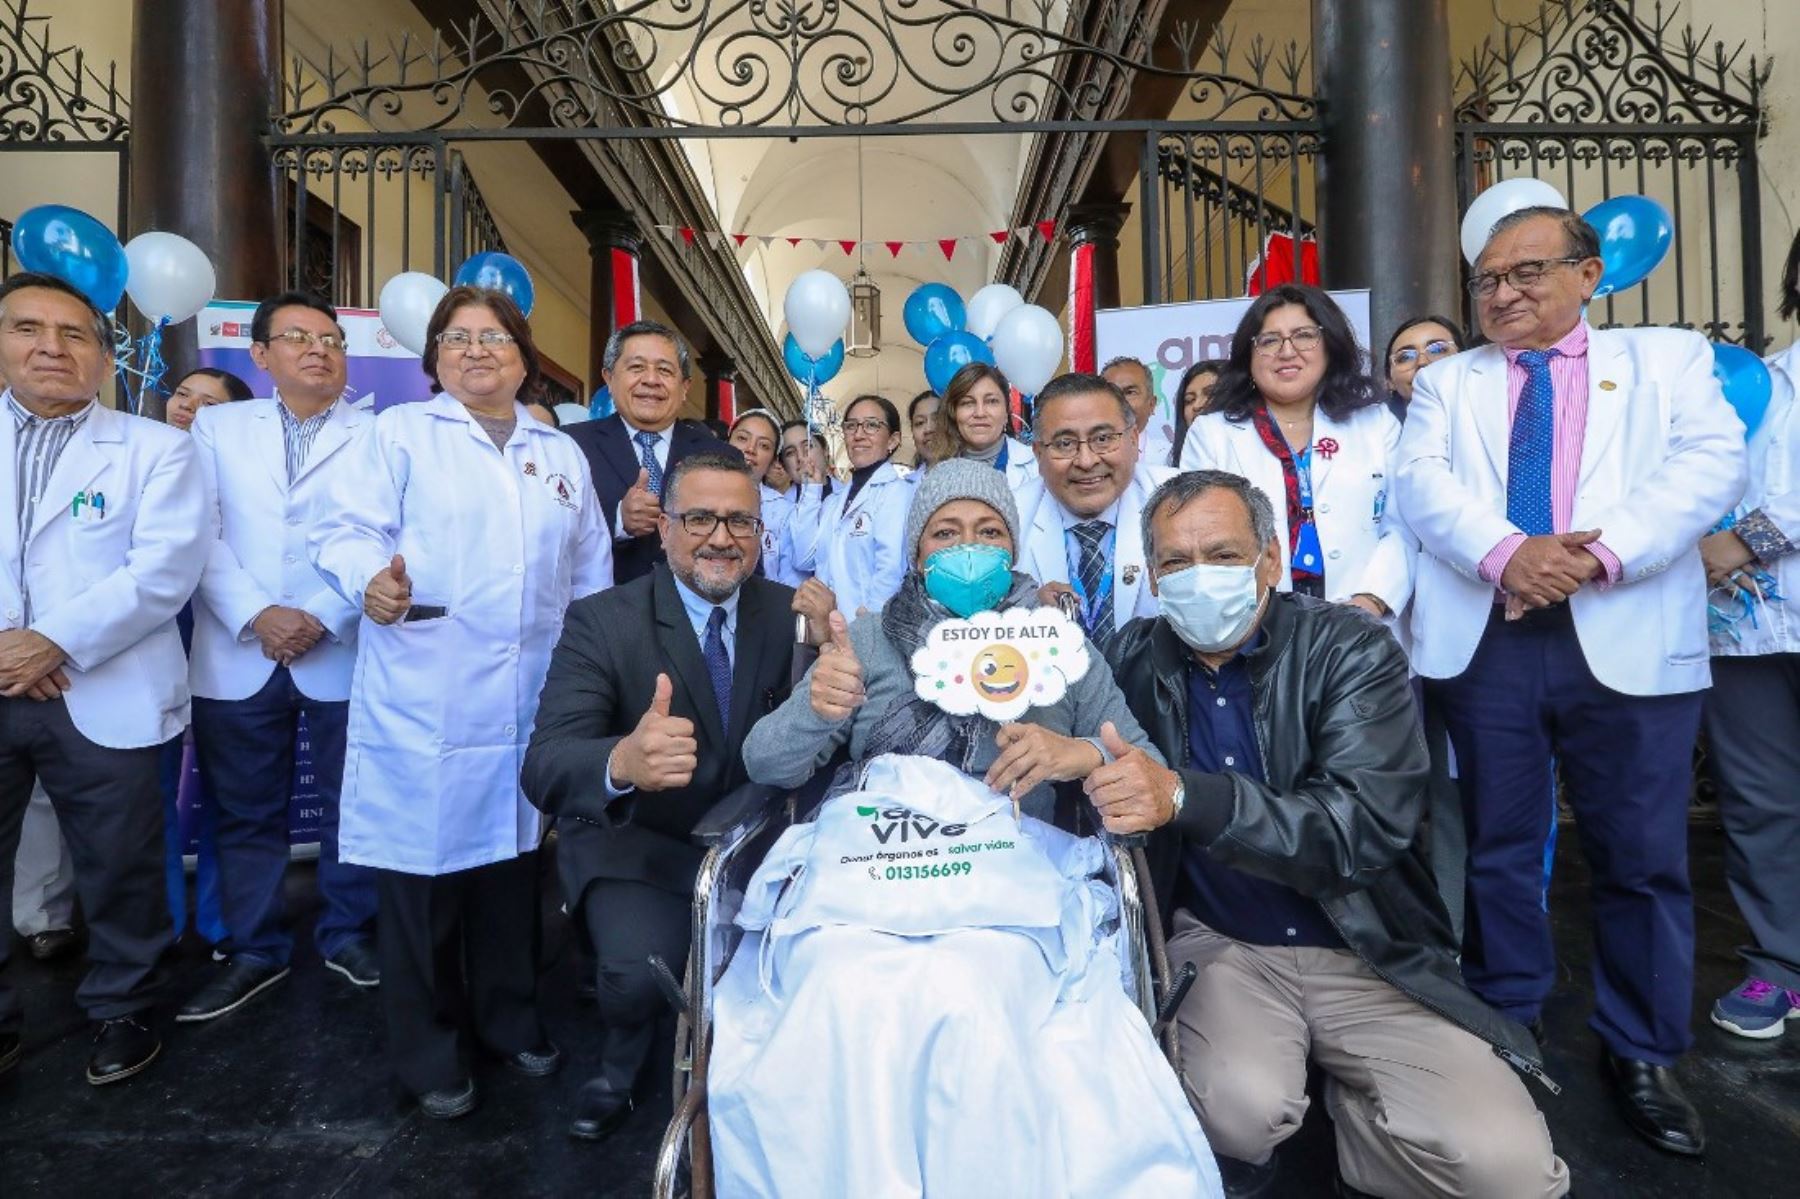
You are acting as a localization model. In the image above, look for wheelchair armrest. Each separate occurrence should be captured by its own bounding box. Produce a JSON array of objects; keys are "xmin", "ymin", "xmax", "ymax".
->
[{"xmin": 691, "ymin": 782, "xmax": 784, "ymax": 847}]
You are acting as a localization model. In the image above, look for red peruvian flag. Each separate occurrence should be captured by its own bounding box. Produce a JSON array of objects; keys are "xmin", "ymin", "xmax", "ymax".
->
[
  {"xmin": 1036, "ymin": 219, "xmax": 1057, "ymax": 242},
  {"xmin": 786, "ymin": 237, "xmax": 803, "ymax": 247},
  {"xmin": 939, "ymin": 239, "xmax": 958, "ymax": 261},
  {"xmin": 1246, "ymin": 232, "xmax": 1320, "ymax": 294},
  {"xmin": 732, "ymin": 233, "xmax": 749, "ymax": 247},
  {"xmin": 885, "ymin": 241, "xmax": 905, "ymax": 258},
  {"xmin": 679, "ymin": 227, "xmax": 696, "ymax": 246},
  {"xmin": 839, "ymin": 240, "xmax": 858, "ymax": 256},
  {"xmin": 990, "ymin": 230, "xmax": 1010, "ymax": 245}
]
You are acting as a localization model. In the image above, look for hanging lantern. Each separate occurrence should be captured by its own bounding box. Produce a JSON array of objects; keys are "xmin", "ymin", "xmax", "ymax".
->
[{"xmin": 847, "ymin": 267, "xmax": 881, "ymax": 358}]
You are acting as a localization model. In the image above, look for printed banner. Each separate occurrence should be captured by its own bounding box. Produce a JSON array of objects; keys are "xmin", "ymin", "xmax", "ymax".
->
[
  {"xmin": 1094, "ymin": 290, "xmax": 1372, "ymax": 457},
  {"xmin": 197, "ymin": 299, "xmax": 434, "ymax": 413}
]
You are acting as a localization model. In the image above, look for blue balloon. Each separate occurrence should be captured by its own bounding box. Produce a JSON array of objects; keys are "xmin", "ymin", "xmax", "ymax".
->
[
  {"xmin": 9, "ymin": 205, "xmax": 128, "ymax": 311},
  {"xmin": 1583, "ymin": 195, "xmax": 1673, "ymax": 299},
  {"xmin": 923, "ymin": 330, "xmax": 995, "ymax": 396},
  {"xmin": 1712, "ymin": 343, "xmax": 1772, "ymax": 438},
  {"xmin": 903, "ymin": 283, "xmax": 967, "ymax": 347},
  {"xmin": 784, "ymin": 333, "xmax": 843, "ymax": 386},
  {"xmin": 589, "ymin": 385, "xmax": 614, "ymax": 420},
  {"xmin": 454, "ymin": 251, "xmax": 536, "ymax": 316}
]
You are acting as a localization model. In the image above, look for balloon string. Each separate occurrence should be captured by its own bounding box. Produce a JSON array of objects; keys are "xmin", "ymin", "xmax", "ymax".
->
[{"xmin": 112, "ymin": 316, "xmax": 172, "ymax": 417}]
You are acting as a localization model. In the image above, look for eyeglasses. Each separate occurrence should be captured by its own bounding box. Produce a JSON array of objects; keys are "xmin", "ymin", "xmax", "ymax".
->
[
  {"xmin": 1250, "ymin": 327, "xmax": 1323, "ymax": 356},
  {"xmin": 669, "ymin": 510, "xmax": 764, "ymax": 539},
  {"xmin": 1389, "ymin": 340, "xmax": 1457, "ymax": 367},
  {"xmin": 1040, "ymin": 428, "xmax": 1129, "ymax": 460},
  {"xmin": 841, "ymin": 418, "xmax": 892, "ymax": 436},
  {"xmin": 264, "ymin": 329, "xmax": 346, "ymax": 353},
  {"xmin": 435, "ymin": 329, "xmax": 517, "ymax": 351},
  {"xmin": 1466, "ymin": 256, "xmax": 1587, "ymax": 299}
]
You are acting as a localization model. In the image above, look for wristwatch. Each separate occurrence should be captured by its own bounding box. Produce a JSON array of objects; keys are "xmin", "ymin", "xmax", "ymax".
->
[{"xmin": 1168, "ymin": 776, "xmax": 1186, "ymax": 818}]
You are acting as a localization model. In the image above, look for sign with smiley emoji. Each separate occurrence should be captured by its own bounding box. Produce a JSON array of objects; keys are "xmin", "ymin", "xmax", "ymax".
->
[{"xmin": 909, "ymin": 608, "xmax": 1093, "ymax": 722}]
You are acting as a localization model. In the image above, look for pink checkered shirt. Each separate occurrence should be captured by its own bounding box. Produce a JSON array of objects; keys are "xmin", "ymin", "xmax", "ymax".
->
[{"xmin": 1476, "ymin": 322, "xmax": 1623, "ymax": 588}]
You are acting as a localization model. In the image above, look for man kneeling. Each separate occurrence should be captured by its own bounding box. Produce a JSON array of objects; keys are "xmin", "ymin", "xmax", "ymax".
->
[{"xmin": 1087, "ymin": 470, "xmax": 1568, "ymax": 1199}]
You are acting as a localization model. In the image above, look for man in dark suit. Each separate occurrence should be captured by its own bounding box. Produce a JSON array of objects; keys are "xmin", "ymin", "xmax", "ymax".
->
[
  {"xmin": 565, "ymin": 320, "xmax": 738, "ymax": 583},
  {"xmin": 523, "ymin": 450, "xmax": 795, "ymax": 1142}
]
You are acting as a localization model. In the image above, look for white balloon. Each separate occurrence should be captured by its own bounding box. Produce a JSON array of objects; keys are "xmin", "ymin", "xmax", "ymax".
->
[
  {"xmin": 965, "ymin": 283, "xmax": 1025, "ymax": 341},
  {"xmin": 989, "ymin": 304, "xmax": 1064, "ymax": 396},
  {"xmin": 123, "ymin": 232, "xmax": 216, "ymax": 324},
  {"xmin": 552, "ymin": 402, "xmax": 590, "ymax": 426},
  {"xmin": 378, "ymin": 272, "xmax": 449, "ymax": 357},
  {"xmin": 1460, "ymin": 178, "xmax": 1568, "ymax": 265},
  {"xmin": 783, "ymin": 269, "xmax": 850, "ymax": 360}
]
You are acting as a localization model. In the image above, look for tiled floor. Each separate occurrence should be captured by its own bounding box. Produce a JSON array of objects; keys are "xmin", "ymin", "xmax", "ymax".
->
[{"xmin": 0, "ymin": 826, "xmax": 1793, "ymax": 1197}]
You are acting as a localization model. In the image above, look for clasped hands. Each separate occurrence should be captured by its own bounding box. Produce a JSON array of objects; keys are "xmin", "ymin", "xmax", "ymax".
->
[{"xmin": 1500, "ymin": 530, "xmax": 1607, "ymax": 615}]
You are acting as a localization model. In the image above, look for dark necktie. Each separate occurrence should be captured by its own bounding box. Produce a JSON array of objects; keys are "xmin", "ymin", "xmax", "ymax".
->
[
  {"xmin": 1507, "ymin": 349, "xmax": 1559, "ymax": 537},
  {"xmin": 634, "ymin": 429, "xmax": 664, "ymax": 494},
  {"xmin": 1070, "ymin": 520, "xmax": 1116, "ymax": 650},
  {"xmin": 702, "ymin": 606, "xmax": 732, "ymax": 734}
]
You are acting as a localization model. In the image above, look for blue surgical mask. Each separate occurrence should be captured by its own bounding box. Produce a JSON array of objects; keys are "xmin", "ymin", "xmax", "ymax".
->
[
  {"xmin": 923, "ymin": 544, "xmax": 1015, "ymax": 617},
  {"xmin": 1157, "ymin": 556, "xmax": 1267, "ymax": 653}
]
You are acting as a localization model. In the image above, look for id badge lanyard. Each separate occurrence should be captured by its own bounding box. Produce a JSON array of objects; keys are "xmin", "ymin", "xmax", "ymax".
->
[{"xmin": 1066, "ymin": 525, "xmax": 1118, "ymax": 633}]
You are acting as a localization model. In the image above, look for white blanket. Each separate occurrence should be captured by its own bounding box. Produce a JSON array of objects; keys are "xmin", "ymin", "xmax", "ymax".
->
[{"xmin": 708, "ymin": 755, "xmax": 1222, "ymax": 1199}]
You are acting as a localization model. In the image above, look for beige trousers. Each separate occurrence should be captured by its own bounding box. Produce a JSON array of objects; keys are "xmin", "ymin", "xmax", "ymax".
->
[{"xmin": 1168, "ymin": 913, "xmax": 1570, "ymax": 1199}]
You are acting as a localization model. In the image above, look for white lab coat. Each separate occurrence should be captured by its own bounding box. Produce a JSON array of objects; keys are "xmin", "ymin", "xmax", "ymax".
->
[
  {"xmin": 1713, "ymin": 342, "xmax": 1800, "ymax": 658},
  {"xmin": 0, "ymin": 396, "xmax": 206, "ymax": 749},
  {"xmin": 994, "ymin": 435, "xmax": 1040, "ymax": 492},
  {"xmin": 1181, "ymin": 403, "xmax": 1416, "ymax": 618},
  {"xmin": 1011, "ymin": 463, "xmax": 1176, "ymax": 632},
  {"xmin": 189, "ymin": 397, "xmax": 368, "ymax": 702},
  {"xmin": 788, "ymin": 461, "xmax": 911, "ymax": 617},
  {"xmin": 758, "ymin": 483, "xmax": 804, "ymax": 588},
  {"xmin": 309, "ymin": 396, "xmax": 612, "ymax": 875},
  {"xmin": 1398, "ymin": 326, "xmax": 1747, "ymax": 696}
]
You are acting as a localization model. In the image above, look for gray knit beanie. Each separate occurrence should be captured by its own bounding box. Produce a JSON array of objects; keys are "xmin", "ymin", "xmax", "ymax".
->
[{"xmin": 904, "ymin": 458, "xmax": 1022, "ymax": 561}]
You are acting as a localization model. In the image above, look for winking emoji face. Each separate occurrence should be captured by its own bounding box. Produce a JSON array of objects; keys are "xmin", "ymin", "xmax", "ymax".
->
[{"xmin": 971, "ymin": 645, "xmax": 1029, "ymax": 700}]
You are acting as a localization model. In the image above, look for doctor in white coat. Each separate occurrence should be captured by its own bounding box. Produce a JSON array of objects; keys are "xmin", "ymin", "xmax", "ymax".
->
[
  {"xmin": 1011, "ymin": 372, "xmax": 1174, "ymax": 652},
  {"xmin": 928, "ymin": 361, "xmax": 1038, "ymax": 492},
  {"xmin": 1180, "ymin": 285, "xmax": 1414, "ymax": 626},
  {"xmin": 789, "ymin": 395, "xmax": 911, "ymax": 634},
  {"xmin": 1396, "ymin": 206, "xmax": 1746, "ymax": 1157},
  {"xmin": 0, "ymin": 273, "xmax": 207, "ymax": 1087},
  {"xmin": 727, "ymin": 408, "xmax": 802, "ymax": 586},
  {"xmin": 310, "ymin": 286, "xmax": 612, "ymax": 1119},
  {"xmin": 180, "ymin": 292, "xmax": 380, "ymax": 1027}
]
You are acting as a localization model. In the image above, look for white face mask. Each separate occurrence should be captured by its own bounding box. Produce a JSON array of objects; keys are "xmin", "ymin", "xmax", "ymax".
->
[{"xmin": 1156, "ymin": 556, "xmax": 1267, "ymax": 653}]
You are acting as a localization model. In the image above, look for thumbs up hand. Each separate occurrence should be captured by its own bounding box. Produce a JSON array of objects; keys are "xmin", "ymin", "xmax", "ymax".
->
[
  {"xmin": 610, "ymin": 673, "xmax": 699, "ymax": 791},
  {"xmin": 808, "ymin": 610, "xmax": 866, "ymax": 722},
  {"xmin": 621, "ymin": 467, "xmax": 662, "ymax": 537},
  {"xmin": 1082, "ymin": 720, "xmax": 1182, "ymax": 834},
  {"xmin": 364, "ymin": 554, "xmax": 414, "ymax": 625}
]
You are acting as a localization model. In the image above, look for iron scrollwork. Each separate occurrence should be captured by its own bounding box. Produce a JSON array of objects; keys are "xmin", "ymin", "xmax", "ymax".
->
[
  {"xmin": 0, "ymin": 0, "xmax": 128, "ymax": 143},
  {"xmin": 1454, "ymin": 0, "xmax": 1766, "ymax": 127},
  {"xmin": 276, "ymin": 0, "xmax": 1316, "ymax": 136}
]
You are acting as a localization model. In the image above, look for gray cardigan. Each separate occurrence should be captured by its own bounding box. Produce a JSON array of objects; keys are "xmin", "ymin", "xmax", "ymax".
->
[{"xmin": 741, "ymin": 605, "xmax": 1165, "ymax": 803}]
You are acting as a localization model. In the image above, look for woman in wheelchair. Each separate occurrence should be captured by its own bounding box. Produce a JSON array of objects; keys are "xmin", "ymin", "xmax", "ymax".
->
[
  {"xmin": 743, "ymin": 457, "xmax": 1155, "ymax": 810},
  {"xmin": 722, "ymin": 459, "xmax": 1223, "ymax": 1198}
]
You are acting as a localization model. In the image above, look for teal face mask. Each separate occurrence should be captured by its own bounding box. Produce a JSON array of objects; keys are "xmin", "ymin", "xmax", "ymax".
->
[{"xmin": 922, "ymin": 543, "xmax": 1015, "ymax": 617}]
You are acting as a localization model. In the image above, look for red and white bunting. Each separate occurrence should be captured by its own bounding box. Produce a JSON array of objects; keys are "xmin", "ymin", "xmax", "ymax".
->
[{"xmin": 654, "ymin": 224, "xmax": 1061, "ymax": 254}]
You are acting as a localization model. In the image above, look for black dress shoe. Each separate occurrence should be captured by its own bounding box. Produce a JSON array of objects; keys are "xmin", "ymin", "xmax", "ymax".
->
[
  {"xmin": 86, "ymin": 1016, "xmax": 160, "ymax": 1085},
  {"xmin": 568, "ymin": 1080, "xmax": 634, "ymax": 1142},
  {"xmin": 1602, "ymin": 1049, "xmax": 1705, "ymax": 1157},
  {"xmin": 176, "ymin": 959, "xmax": 291, "ymax": 1023},
  {"xmin": 0, "ymin": 1031, "xmax": 20, "ymax": 1077},
  {"xmin": 504, "ymin": 1041, "xmax": 563, "ymax": 1078},
  {"xmin": 324, "ymin": 940, "xmax": 380, "ymax": 988},
  {"xmin": 26, "ymin": 929, "xmax": 79, "ymax": 962},
  {"xmin": 418, "ymin": 1077, "xmax": 478, "ymax": 1120},
  {"xmin": 1216, "ymin": 1155, "xmax": 1279, "ymax": 1199}
]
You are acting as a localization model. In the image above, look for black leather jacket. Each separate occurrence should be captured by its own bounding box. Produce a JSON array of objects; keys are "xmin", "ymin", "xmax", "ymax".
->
[{"xmin": 1107, "ymin": 594, "xmax": 1553, "ymax": 1089}]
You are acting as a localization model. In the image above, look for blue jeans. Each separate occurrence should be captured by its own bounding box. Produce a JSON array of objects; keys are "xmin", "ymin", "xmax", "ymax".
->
[{"xmin": 192, "ymin": 667, "xmax": 375, "ymax": 965}]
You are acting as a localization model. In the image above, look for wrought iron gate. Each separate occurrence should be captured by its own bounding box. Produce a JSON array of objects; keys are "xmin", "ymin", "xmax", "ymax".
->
[
  {"xmin": 1453, "ymin": 0, "xmax": 1770, "ymax": 346},
  {"xmin": 0, "ymin": 0, "xmax": 130, "ymax": 285},
  {"xmin": 1137, "ymin": 32, "xmax": 1322, "ymax": 306}
]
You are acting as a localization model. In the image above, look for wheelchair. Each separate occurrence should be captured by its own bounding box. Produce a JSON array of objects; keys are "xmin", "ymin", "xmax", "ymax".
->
[{"xmin": 649, "ymin": 760, "xmax": 1198, "ymax": 1199}]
